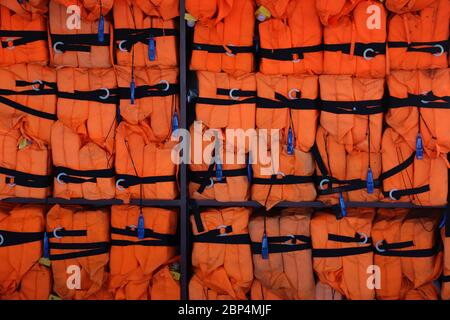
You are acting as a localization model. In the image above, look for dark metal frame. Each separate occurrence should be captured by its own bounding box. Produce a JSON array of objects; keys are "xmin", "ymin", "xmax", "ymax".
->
[{"xmin": 1, "ymin": 0, "xmax": 446, "ymax": 300}]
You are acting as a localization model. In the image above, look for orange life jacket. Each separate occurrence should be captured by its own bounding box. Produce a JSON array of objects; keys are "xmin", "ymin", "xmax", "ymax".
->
[
  {"xmin": 188, "ymin": 0, "xmax": 256, "ymax": 77},
  {"xmin": 189, "ymin": 207, "xmax": 253, "ymax": 300},
  {"xmin": 372, "ymin": 208, "xmax": 442, "ymax": 300},
  {"xmin": 256, "ymin": 72, "xmax": 319, "ymax": 153},
  {"xmin": 51, "ymin": 121, "xmax": 115, "ymax": 200},
  {"xmin": 314, "ymin": 281, "xmax": 344, "ymax": 300},
  {"xmin": 0, "ymin": 130, "xmax": 51, "ymax": 200},
  {"xmin": 258, "ymin": 0, "xmax": 322, "ymax": 75},
  {"xmin": 0, "ymin": 204, "xmax": 51, "ymax": 300},
  {"xmin": 387, "ymin": 0, "xmax": 449, "ymax": 71},
  {"xmin": 387, "ymin": 69, "xmax": 450, "ymax": 157},
  {"xmin": 52, "ymin": 0, "xmax": 114, "ymax": 21},
  {"xmin": 115, "ymin": 66, "xmax": 179, "ymax": 139},
  {"xmin": 323, "ymin": 0, "xmax": 387, "ymax": 78},
  {"xmin": 315, "ymin": 0, "xmax": 363, "ymax": 26},
  {"xmin": 115, "ymin": 121, "xmax": 179, "ymax": 203},
  {"xmin": 381, "ymin": 128, "xmax": 448, "ymax": 206},
  {"xmin": 250, "ymin": 280, "xmax": 284, "ymax": 300},
  {"xmin": 56, "ymin": 67, "xmax": 117, "ymax": 154},
  {"xmin": 0, "ymin": 6, "xmax": 48, "ymax": 66},
  {"xmin": 135, "ymin": 0, "xmax": 179, "ymax": 20},
  {"xmin": 251, "ymin": 145, "xmax": 316, "ymax": 209},
  {"xmin": 0, "ymin": 0, "xmax": 48, "ymax": 18},
  {"xmin": 442, "ymin": 207, "xmax": 450, "ymax": 300},
  {"xmin": 108, "ymin": 205, "xmax": 178, "ymax": 300},
  {"xmin": 46, "ymin": 204, "xmax": 111, "ymax": 300},
  {"xmin": 113, "ymin": 0, "xmax": 178, "ymax": 68},
  {"xmin": 249, "ymin": 208, "xmax": 315, "ymax": 300},
  {"xmin": 0, "ymin": 64, "xmax": 56, "ymax": 145},
  {"xmin": 255, "ymin": 0, "xmax": 290, "ymax": 19},
  {"xmin": 318, "ymin": 75, "xmax": 385, "ymax": 153},
  {"xmin": 195, "ymin": 71, "xmax": 256, "ymax": 130},
  {"xmin": 311, "ymin": 208, "xmax": 376, "ymax": 300},
  {"xmin": 49, "ymin": 0, "xmax": 112, "ymax": 68},
  {"xmin": 189, "ymin": 123, "xmax": 250, "ymax": 202},
  {"xmin": 385, "ymin": 0, "xmax": 437, "ymax": 13},
  {"xmin": 313, "ymin": 126, "xmax": 382, "ymax": 207},
  {"xmin": 149, "ymin": 257, "xmax": 181, "ymax": 300}
]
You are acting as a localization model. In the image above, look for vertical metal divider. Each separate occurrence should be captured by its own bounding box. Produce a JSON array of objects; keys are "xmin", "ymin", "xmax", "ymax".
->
[{"xmin": 179, "ymin": 0, "xmax": 189, "ymax": 300}]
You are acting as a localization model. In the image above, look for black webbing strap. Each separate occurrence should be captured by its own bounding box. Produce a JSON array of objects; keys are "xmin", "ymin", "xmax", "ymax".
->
[
  {"xmin": 196, "ymin": 88, "xmax": 256, "ymax": 106},
  {"xmin": 320, "ymin": 99, "xmax": 384, "ymax": 115},
  {"xmin": 382, "ymin": 185, "xmax": 430, "ymax": 201},
  {"xmin": 323, "ymin": 42, "xmax": 386, "ymax": 57},
  {"xmin": 53, "ymin": 167, "xmax": 115, "ymax": 184},
  {"xmin": 252, "ymin": 174, "xmax": 314, "ymax": 185},
  {"xmin": 193, "ymin": 43, "xmax": 255, "ymax": 54},
  {"xmin": 189, "ymin": 167, "xmax": 248, "ymax": 194},
  {"xmin": 0, "ymin": 30, "xmax": 47, "ymax": 48},
  {"xmin": 374, "ymin": 241, "xmax": 440, "ymax": 258},
  {"xmin": 445, "ymin": 152, "xmax": 450, "ymax": 238},
  {"xmin": 193, "ymin": 225, "xmax": 251, "ymax": 245},
  {"xmin": 119, "ymin": 83, "xmax": 178, "ymax": 99},
  {"xmin": 115, "ymin": 174, "xmax": 176, "ymax": 189},
  {"xmin": 0, "ymin": 95, "xmax": 57, "ymax": 121},
  {"xmin": 257, "ymin": 94, "xmax": 318, "ymax": 110},
  {"xmin": 57, "ymin": 88, "xmax": 119, "ymax": 104},
  {"xmin": 389, "ymin": 93, "xmax": 450, "ymax": 109},
  {"xmin": 190, "ymin": 200, "xmax": 204, "ymax": 233},
  {"xmin": 0, "ymin": 230, "xmax": 44, "ymax": 247},
  {"xmin": 114, "ymin": 27, "xmax": 178, "ymax": 51},
  {"xmin": 1, "ymin": 80, "xmax": 57, "ymax": 95},
  {"xmin": 379, "ymin": 151, "xmax": 415, "ymax": 182},
  {"xmin": 0, "ymin": 167, "xmax": 52, "ymax": 188},
  {"xmin": 110, "ymin": 226, "xmax": 177, "ymax": 247},
  {"xmin": 252, "ymin": 234, "xmax": 311, "ymax": 254},
  {"xmin": 259, "ymin": 44, "xmax": 323, "ymax": 61},
  {"xmin": 443, "ymin": 275, "xmax": 450, "ymax": 283},
  {"xmin": 328, "ymin": 233, "xmax": 372, "ymax": 244},
  {"xmin": 313, "ymin": 245, "xmax": 373, "ymax": 257},
  {"xmin": 50, "ymin": 33, "xmax": 111, "ymax": 52},
  {"xmin": 387, "ymin": 40, "xmax": 448, "ymax": 54}
]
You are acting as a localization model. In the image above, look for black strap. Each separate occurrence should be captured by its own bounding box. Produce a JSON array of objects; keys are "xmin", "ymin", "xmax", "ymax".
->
[
  {"xmin": 251, "ymin": 234, "xmax": 311, "ymax": 254},
  {"xmin": 0, "ymin": 95, "xmax": 57, "ymax": 121},
  {"xmin": 387, "ymin": 40, "xmax": 448, "ymax": 54},
  {"xmin": 259, "ymin": 44, "xmax": 323, "ymax": 61},
  {"xmin": 0, "ymin": 30, "xmax": 47, "ymax": 48},
  {"xmin": 119, "ymin": 83, "xmax": 178, "ymax": 99},
  {"xmin": 53, "ymin": 167, "xmax": 115, "ymax": 184},
  {"xmin": 110, "ymin": 239, "xmax": 176, "ymax": 247},
  {"xmin": 0, "ymin": 230, "xmax": 44, "ymax": 247},
  {"xmin": 0, "ymin": 167, "xmax": 51, "ymax": 188},
  {"xmin": 50, "ymin": 34, "xmax": 110, "ymax": 52},
  {"xmin": 323, "ymin": 42, "xmax": 386, "ymax": 57},
  {"xmin": 382, "ymin": 185, "xmax": 430, "ymax": 200},
  {"xmin": 312, "ymin": 245, "xmax": 373, "ymax": 257},
  {"xmin": 114, "ymin": 27, "xmax": 178, "ymax": 51},
  {"xmin": 193, "ymin": 43, "xmax": 255, "ymax": 54},
  {"xmin": 389, "ymin": 93, "xmax": 450, "ymax": 109},
  {"xmin": 193, "ymin": 226, "xmax": 251, "ymax": 245},
  {"xmin": 115, "ymin": 174, "xmax": 176, "ymax": 189},
  {"xmin": 321, "ymin": 99, "xmax": 384, "ymax": 115},
  {"xmin": 111, "ymin": 226, "xmax": 176, "ymax": 245},
  {"xmin": 189, "ymin": 167, "xmax": 248, "ymax": 194},
  {"xmin": 328, "ymin": 233, "xmax": 372, "ymax": 244},
  {"xmin": 379, "ymin": 151, "xmax": 415, "ymax": 181},
  {"xmin": 57, "ymin": 88, "xmax": 119, "ymax": 104},
  {"xmin": 47, "ymin": 229, "xmax": 87, "ymax": 239},
  {"xmin": 443, "ymin": 275, "xmax": 450, "ymax": 283},
  {"xmin": 196, "ymin": 88, "xmax": 256, "ymax": 106},
  {"xmin": 252, "ymin": 174, "xmax": 314, "ymax": 185},
  {"xmin": 190, "ymin": 200, "xmax": 204, "ymax": 233},
  {"xmin": 374, "ymin": 241, "xmax": 440, "ymax": 258},
  {"xmin": 49, "ymin": 244, "xmax": 110, "ymax": 261},
  {"xmin": 257, "ymin": 96, "xmax": 318, "ymax": 110},
  {"xmin": 0, "ymin": 81, "xmax": 56, "ymax": 96}
]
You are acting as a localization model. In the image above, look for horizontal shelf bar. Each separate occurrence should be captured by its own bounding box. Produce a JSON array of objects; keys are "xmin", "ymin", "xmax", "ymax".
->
[
  {"xmin": 192, "ymin": 200, "xmax": 446, "ymax": 209},
  {"xmin": 2, "ymin": 198, "xmax": 182, "ymax": 207}
]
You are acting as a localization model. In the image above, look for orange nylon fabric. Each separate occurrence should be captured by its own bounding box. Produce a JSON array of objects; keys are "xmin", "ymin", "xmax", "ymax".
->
[
  {"xmin": 189, "ymin": 0, "xmax": 255, "ymax": 77},
  {"xmin": 256, "ymin": 72, "xmax": 319, "ymax": 153},
  {"xmin": 323, "ymin": 0, "xmax": 387, "ymax": 78},
  {"xmin": 250, "ymin": 280, "xmax": 284, "ymax": 300},
  {"xmin": 258, "ymin": 0, "xmax": 322, "ymax": 75},
  {"xmin": 0, "ymin": 0, "xmax": 48, "ymax": 18},
  {"xmin": 249, "ymin": 208, "xmax": 315, "ymax": 300},
  {"xmin": 372, "ymin": 208, "xmax": 442, "ymax": 300},
  {"xmin": 48, "ymin": 0, "xmax": 112, "ymax": 68},
  {"xmin": 109, "ymin": 205, "xmax": 178, "ymax": 300},
  {"xmin": 311, "ymin": 208, "xmax": 376, "ymax": 300},
  {"xmin": 385, "ymin": 0, "xmax": 437, "ymax": 13},
  {"xmin": 255, "ymin": 0, "xmax": 290, "ymax": 19},
  {"xmin": 315, "ymin": 0, "xmax": 363, "ymax": 26},
  {"xmin": 189, "ymin": 207, "xmax": 253, "ymax": 300},
  {"xmin": 149, "ymin": 258, "xmax": 181, "ymax": 300},
  {"xmin": 52, "ymin": 0, "xmax": 114, "ymax": 21},
  {"xmin": 314, "ymin": 281, "xmax": 344, "ymax": 300},
  {"xmin": 135, "ymin": 0, "xmax": 179, "ymax": 20},
  {"xmin": 387, "ymin": 0, "xmax": 449, "ymax": 71},
  {"xmin": 0, "ymin": 204, "xmax": 51, "ymax": 300},
  {"xmin": 115, "ymin": 121, "xmax": 179, "ymax": 203},
  {"xmin": 113, "ymin": 0, "xmax": 178, "ymax": 68},
  {"xmin": 47, "ymin": 205, "xmax": 111, "ymax": 300},
  {"xmin": 195, "ymin": 71, "xmax": 256, "ymax": 130},
  {"xmin": 442, "ymin": 219, "xmax": 450, "ymax": 300},
  {"xmin": 0, "ymin": 6, "xmax": 48, "ymax": 66}
]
